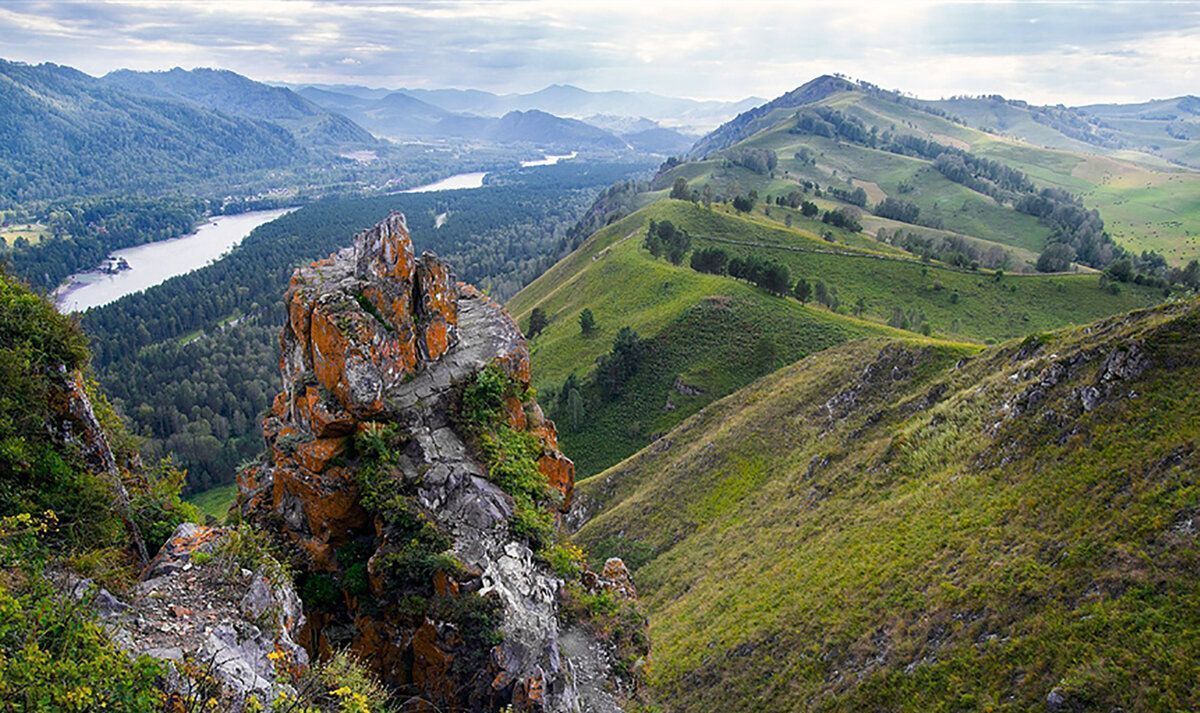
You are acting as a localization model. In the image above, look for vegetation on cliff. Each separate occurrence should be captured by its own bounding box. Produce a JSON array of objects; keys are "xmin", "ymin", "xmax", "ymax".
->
[{"xmin": 0, "ymin": 270, "xmax": 199, "ymax": 709}]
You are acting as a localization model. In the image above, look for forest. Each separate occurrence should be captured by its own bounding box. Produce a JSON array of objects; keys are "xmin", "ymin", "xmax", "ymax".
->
[{"xmin": 85, "ymin": 159, "xmax": 653, "ymax": 492}]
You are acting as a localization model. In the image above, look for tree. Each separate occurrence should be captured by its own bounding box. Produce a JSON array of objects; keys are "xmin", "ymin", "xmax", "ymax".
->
[
  {"xmin": 801, "ymin": 200, "xmax": 818, "ymax": 217},
  {"xmin": 815, "ymin": 281, "xmax": 829, "ymax": 306},
  {"xmin": 670, "ymin": 177, "xmax": 690, "ymax": 200},
  {"xmin": 732, "ymin": 194, "xmax": 755, "ymax": 213},
  {"xmin": 854, "ymin": 296, "xmax": 866, "ymax": 316},
  {"xmin": 596, "ymin": 327, "xmax": 646, "ymax": 400},
  {"xmin": 760, "ymin": 261, "xmax": 792, "ymax": 296},
  {"xmin": 690, "ymin": 247, "xmax": 729, "ymax": 275},
  {"xmin": 644, "ymin": 220, "xmax": 691, "ymax": 265},
  {"xmin": 527, "ymin": 307, "xmax": 549, "ymax": 338},
  {"xmin": 793, "ymin": 278, "xmax": 812, "ymax": 303},
  {"xmin": 578, "ymin": 308, "xmax": 597, "ymax": 336},
  {"xmin": 1036, "ymin": 242, "xmax": 1076, "ymax": 273}
]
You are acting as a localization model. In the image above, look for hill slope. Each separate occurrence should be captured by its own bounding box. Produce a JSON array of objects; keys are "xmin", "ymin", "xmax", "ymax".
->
[
  {"xmin": 573, "ymin": 297, "xmax": 1200, "ymax": 711},
  {"xmin": 0, "ymin": 59, "xmax": 301, "ymax": 205},
  {"xmin": 103, "ymin": 67, "xmax": 376, "ymax": 147},
  {"xmin": 507, "ymin": 199, "xmax": 1162, "ymax": 476},
  {"xmin": 671, "ymin": 77, "xmax": 1200, "ymax": 265}
]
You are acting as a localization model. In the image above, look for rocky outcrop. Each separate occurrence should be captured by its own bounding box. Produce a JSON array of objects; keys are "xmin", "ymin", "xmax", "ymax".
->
[
  {"xmin": 71, "ymin": 523, "xmax": 308, "ymax": 711},
  {"xmin": 241, "ymin": 213, "xmax": 641, "ymax": 711}
]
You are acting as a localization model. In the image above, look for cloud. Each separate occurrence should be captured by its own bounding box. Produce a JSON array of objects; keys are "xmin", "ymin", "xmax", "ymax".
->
[{"xmin": 0, "ymin": 0, "xmax": 1196, "ymax": 104}]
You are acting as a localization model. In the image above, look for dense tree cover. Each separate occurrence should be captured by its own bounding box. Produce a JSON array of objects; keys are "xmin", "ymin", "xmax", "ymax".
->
[
  {"xmin": 828, "ymin": 185, "xmax": 869, "ymax": 207},
  {"xmin": 874, "ymin": 196, "xmax": 922, "ymax": 224},
  {"xmin": 1, "ymin": 196, "xmax": 206, "ymax": 291},
  {"xmin": 690, "ymin": 246, "xmax": 730, "ymax": 275},
  {"xmin": 644, "ymin": 220, "xmax": 692, "ymax": 265},
  {"xmin": 732, "ymin": 194, "xmax": 757, "ymax": 213},
  {"xmin": 791, "ymin": 107, "xmax": 876, "ymax": 145},
  {"xmin": 728, "ymin": 255, "xmax": 792, "ymax": 295},
  {"xmin": 595, "ymin": 327, "xmax": 647, "ymax": 400},
  {"xmin": 724, "ymin": 147, "xmax": 778, "ymax": 175},
  {"xmin": 1036, "ymin": 242, "xmax": 1077, "ymax": 273},
  {"xmin": 821, "ymin": 206, "xmax": 863, "ymax": 231},
  {"xmin": 86, "ymin": 162, "xmax": 646, "ymax": 492}
]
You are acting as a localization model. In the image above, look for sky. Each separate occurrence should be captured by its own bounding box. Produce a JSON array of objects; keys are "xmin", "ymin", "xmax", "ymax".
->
[{"xmin": 1, "ymin": 0, "xmax": 1198, "ymax": 105}]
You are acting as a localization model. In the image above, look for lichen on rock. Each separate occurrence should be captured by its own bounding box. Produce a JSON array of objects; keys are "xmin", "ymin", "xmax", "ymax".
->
[{"xmin": 240, "ymin": 213, "xmax": 646, "ymax": 711}]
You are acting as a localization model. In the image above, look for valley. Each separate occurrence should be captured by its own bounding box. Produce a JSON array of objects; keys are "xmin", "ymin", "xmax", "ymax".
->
[{"xmin": 2, "ymin": 12, "xmax": 1200, "ymax": 709}]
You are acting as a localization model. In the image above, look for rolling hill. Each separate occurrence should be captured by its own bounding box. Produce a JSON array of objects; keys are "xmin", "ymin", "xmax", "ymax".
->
[
  {"xmin": 571, "ymin": 295, "xmax": 1200, "ymax": 711},
  {"xmin": 507, "ymin": 198, "xmax": 1162, "ymax": 476},
  {"xmin": 671, "ymin": 76, "xmax": 1200, "ymax": 266}
]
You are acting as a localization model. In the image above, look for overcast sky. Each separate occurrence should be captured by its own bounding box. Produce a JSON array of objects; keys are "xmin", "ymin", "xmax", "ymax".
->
[{"xmin": 1, "ymin": 0, "xmax": 1197, "ymax": 105}]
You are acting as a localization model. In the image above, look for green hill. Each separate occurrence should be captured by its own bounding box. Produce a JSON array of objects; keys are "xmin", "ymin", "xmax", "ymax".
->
[
  {"xmin": 672, "ymin": 78, "xmax": 1200, "ymax": 266},
  {"xmin": 508, "ymin": 199, "xmax": 1162, "ymax": 476},
  {"xmin": 573, "ymin": 297, "xmax": 1200, "ymax": 712}
]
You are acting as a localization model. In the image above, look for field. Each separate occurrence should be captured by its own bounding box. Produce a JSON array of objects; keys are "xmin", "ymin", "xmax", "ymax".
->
[
  {"xmin": 674, "ymin": 85, "xmax": 1200, "ymax": 265},
  {"xmin": 0, "ymin": 223, "xmax": 49, "ymax": 246}
]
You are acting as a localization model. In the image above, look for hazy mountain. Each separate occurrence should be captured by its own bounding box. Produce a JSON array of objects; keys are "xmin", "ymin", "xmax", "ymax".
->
[
  {"xmin": 619, "ymin": 126, "xmax": 695, "ymax": 154},
  {"xmin": 299, "ymin": 87, "xmax": 453, "ymax": 138},
  {"xmin": 0, "ymin": 59, "xmax": 301, "ymax": 205},
  {"xmin": 102, "ymin": 67, "xmax": 376, "ymax": 148},
  {"xmin": 436, "ymin": 109, "xmax": 628, "ymax": 149},
  {"xmin": 291, "ymin": 82, "xmax": 760, "ymax": 132}
]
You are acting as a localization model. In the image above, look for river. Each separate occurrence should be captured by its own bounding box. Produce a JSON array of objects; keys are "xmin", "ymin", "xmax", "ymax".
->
[
  {"xmin": 399, "ymin": 152, "xmax": 578, "ymax": 193},
  {"xmin": 54, "ymin": 208, "xmax": 293, "ymax": 313},
  {"xmin": 55, "ymin": 153, "xmax": 578, "ymax": 312}
]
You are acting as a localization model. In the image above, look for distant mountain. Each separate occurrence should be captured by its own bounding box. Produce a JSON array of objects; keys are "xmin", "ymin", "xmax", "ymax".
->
[
  {"xmin": 300, "ymin": 87, "xmax": 622, "ymax": 148},
  {"xmin": 299, "ymin": 87, "xmax": 452, "ymax": 139},
  {"xmin": 295, "ymin": 82, "xmax": 761, "ymax": 132},
  {"xmin": 620, "ymin": 126, "xmax": 695, "ymax": 154},
  {"xmin": 0, "ymin": 59, "xmax": 301, "ymax": 205},
  {"xmin": 582, "ymin": 114, "xmax": 661, "ymax": 134},
  {"xmin": 689, "ymin": 74, "xmax": 856, "ymax": 157},
  {"xmin": 103, "ymin": 67, "xmax": 376, "ymax": 147},
  {"xmin": 436, "ymin": 109, "xmax": 628, "ymax": 149}
]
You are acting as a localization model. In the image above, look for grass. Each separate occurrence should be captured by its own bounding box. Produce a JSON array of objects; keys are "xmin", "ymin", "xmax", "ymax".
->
[
  {"xmin": 185, "ymin": 483, "xmax": 237, "ymax": 522},
  {"xmin": 574, "ymin": 297, "xmax": 1200, "ymax": 712},
  {"xmin": 0, "ymin": 223, "xmax": 49, "ymax": 246},
  {"xmin": 682, "ymin": 86, "xmax": 1200, "ymax": 265},
  {"xmin": 509, "ymin": 199, "xmax": 1163, "ymax": 475}
]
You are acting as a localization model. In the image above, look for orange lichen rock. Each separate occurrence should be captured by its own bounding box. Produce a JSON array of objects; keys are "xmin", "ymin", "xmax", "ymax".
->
[{"xmin": 239, "ymin": 213, "xmax": 637, "ymax": 712}]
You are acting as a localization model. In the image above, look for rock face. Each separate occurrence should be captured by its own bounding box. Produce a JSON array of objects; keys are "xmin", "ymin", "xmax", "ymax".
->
[
  {"xmin": 71, "ymin": 523, "xmax": 309, "ymax": 712},
  {"xmin": 241, "ymin": 213, "xmax": 639, "ymax": 711}
]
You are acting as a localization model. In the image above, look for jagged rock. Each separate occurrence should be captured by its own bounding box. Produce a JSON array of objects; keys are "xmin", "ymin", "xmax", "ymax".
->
[
  {"xmin": 241, "ymin": 214, "xmax": 634, "ymax": 712},
  {"xmin": 73, "ymin": 524, "xmax": 308, "ymax": 711}
]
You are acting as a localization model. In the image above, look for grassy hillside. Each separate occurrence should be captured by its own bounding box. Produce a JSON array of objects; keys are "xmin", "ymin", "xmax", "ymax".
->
[
  {"xmin": 508, "ymin": 203, "xmax": 908, "ymax": 474},
  {"xmin": 674, "ymin": 84, "xmax": 1200, "ymax": 265},
  {"xmin": 508, "ymin": 199, "xmax": 1161, "ymax": 476},
  {"xmin": 574, "ymin": 297, "xmax": 1200, "ymax": 712}
]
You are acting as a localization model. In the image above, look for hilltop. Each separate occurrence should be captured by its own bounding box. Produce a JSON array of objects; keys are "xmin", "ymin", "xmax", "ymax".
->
[
  {"xmin": 670, "ymin": 75, "xmax": 1200, "ymax": 266},
  {"xmin": 573, "ymin": 296, "xmax": 1200, "ymax": 711}
]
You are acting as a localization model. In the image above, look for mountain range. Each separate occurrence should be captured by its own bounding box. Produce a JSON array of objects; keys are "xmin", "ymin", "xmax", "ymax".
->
[{"xmin": 295, "ymin": 81, "xmax": 762, "ymax": 132}]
